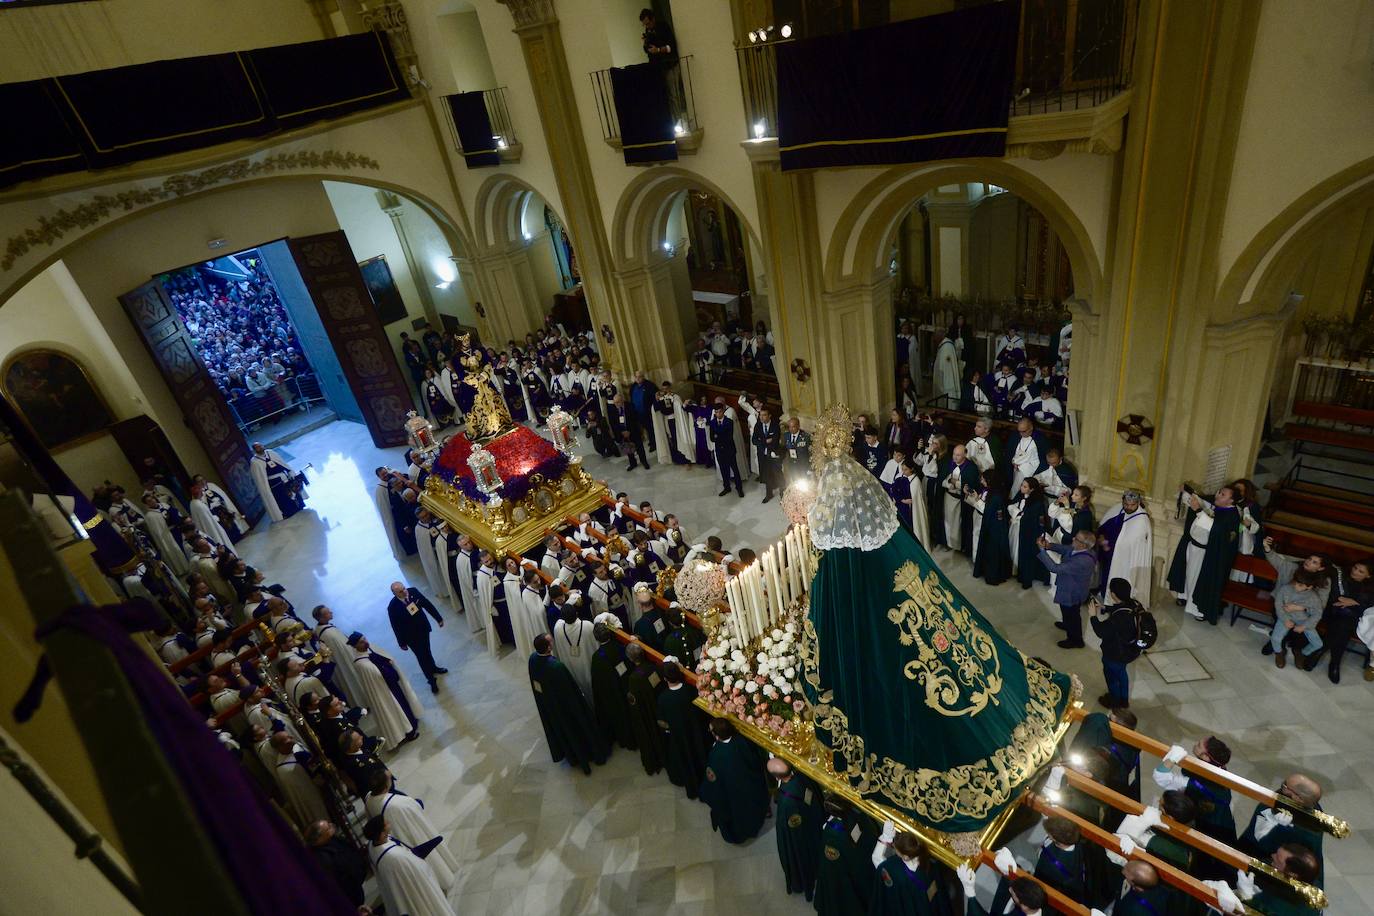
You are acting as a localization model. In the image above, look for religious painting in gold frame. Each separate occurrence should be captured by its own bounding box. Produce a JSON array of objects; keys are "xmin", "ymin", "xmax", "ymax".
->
[{"xmin": 0, "ymin": 348, "xmax": 115, "ymax": 451}]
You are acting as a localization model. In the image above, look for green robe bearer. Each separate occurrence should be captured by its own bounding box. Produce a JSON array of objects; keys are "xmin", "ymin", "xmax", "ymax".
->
[
  {"xmin": 871, "ymin": 857, "xmax": 950, "ymax": 916},
  {"xmin": 774, "ymin": 771, "xmax": 824, "ymax": 900},
  {"xmin": 528, "ymin": 651, "xmax": 609, "ymax": 775},
  {"xmin": 633, "ymin": 607, "xmax": 667, "ymax": 654},
  {"xmin": 655, "ymin": 681, "xmax": 709, "ymax": 799},
  {"xmin": 699, "ymin": 736, "xmax": 769, "ymax": 844},
  {"xmin": 1112, "ymin": 884, "xmax": 1173, "ymax": 916},
  {"xmin": 1166, "ymin": 500, "xmax": 1242, "ymax": 623},
  {"xmin": 589, "ymin": 638, "xmax": 636, "ymax": 750},
  {"xmin": 814, "ymin": 816, "xmax": 875, "ymax": 915},
  {"xmin": 663, "ymin": 621, "xmax": 705, "ymax": 667},
  {"xmin": 625, "ymin": 660, "xmax": 667, "ymax": 775}
]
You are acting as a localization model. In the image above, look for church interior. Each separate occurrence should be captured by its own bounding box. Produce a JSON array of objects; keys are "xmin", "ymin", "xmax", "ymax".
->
[{"xmin": 1, "ymin": 0, "xmax": 1372, "ymax": 914}]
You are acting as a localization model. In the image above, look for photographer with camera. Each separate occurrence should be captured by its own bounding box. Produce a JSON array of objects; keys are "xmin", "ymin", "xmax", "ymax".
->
[{"xmin": 1090, "ymin": 578, "xmax": 1155, "ymax": 709}]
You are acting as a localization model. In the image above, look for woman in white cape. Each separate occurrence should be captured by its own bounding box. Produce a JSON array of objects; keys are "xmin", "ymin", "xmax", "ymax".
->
[{"xmin": 650, "ymin": 388, "xmax": 696, "ymax": 466}]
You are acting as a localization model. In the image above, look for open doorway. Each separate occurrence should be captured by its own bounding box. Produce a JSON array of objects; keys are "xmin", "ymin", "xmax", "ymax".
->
[
  {"xmin": 119, "ymin": 231, "xmax": 415, "ymax": 523},
  {"xmin": 155, "ymin": 241, "xmax": 364, "ymax": 448}
]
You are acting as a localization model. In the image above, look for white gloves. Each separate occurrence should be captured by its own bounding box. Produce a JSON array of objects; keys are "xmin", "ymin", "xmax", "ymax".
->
[
  {"xmin": 1140, "ymin": 805, "xmax": 1164, "ymax": 830},
  {"xmin": 1116, "ymin": 834, "xmax": 1138, "ymax": 856},
  {"xmin": 1253, "ymin": 808, "xmax": 1291, "ymax": 840},
  {"xmin": 1236, "ymin": 870, "xmax": 1258, "ymax": 900},
  {"xmin": 1163, "ymin": 744, "xmax": 1188, "ymax": 766},
  {"xmin": 1045, "ymin": 765, "xmax": 1066, "ymax": 792},
  {"xmin": 994, "ymin": 847, "xmax": 1018, "ymax": 877},
  {"xmin": 1203, "ymin": 880, "xmax": 1244, "ymax": 915},
  {"xmin": 879, "ymin": 819, "xmax": 896, "ymax": 844},
  {"xmin": 1091, "ymin": 910, "xmax": 1108, "ymax": 916},
  {"xmin": 957, "ymin": 863, "xmax": 978, "ymax": 898}
]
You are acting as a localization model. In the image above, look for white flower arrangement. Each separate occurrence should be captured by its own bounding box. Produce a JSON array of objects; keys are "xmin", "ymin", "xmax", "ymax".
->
[
  {"xmin": 674, "ymin": 560, "xmax": 728, "ymax": 614},
  {"xmin": 695, "ymin": 608, "xmax": 807, "ymax": 736}
]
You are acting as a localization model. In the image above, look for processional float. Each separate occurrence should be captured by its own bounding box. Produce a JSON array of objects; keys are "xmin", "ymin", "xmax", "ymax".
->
[{"xmin": 414, "ymin": 371, "xmax": 1344, "ymax": 915}]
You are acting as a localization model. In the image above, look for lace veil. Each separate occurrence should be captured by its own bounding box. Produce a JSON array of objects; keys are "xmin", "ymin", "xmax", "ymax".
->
[{"xmin": 806, "ymin": 405, "xmax": 899, "ymax": 552}]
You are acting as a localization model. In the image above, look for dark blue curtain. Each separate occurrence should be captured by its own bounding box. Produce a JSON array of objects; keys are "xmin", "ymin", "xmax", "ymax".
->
[
  {"xmin": 777, "ymin": 3, "xmax": 1020, "ymax": 170},
  {"xmin": 445, "ymin": 91, "xmax": 501, "ymax": 168},
  {"xmin": 609, "ymin": 63, "xmax": 679, "ymax": 165}
]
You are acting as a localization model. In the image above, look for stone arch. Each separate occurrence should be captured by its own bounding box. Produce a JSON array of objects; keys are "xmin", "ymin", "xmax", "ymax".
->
[
  {"xmin": 472, "ymin": 173, "xmax": 566, "ymax": 252},
  {"xmin": 823, "ymin": 160, "xmax": 1104, "ymax": 305},
  {"xmin": 0, "ymin": 173, "xmax": 478, "ymax": 311},
  {"xmin": 610, "ymin": 166, "xmax": 763, "ymax": 268},
  {"xmin": 1215, "ymin": 155, "xmax": 1374, "ymax": 322}
]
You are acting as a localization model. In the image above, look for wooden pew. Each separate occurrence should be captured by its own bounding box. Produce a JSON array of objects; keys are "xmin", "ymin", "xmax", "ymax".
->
[
  {"xmin": 929, "ymin": 408, "xmax": 1066, "ymax": 455},
  {"xmin": 1284, "ymin": 422, "xmax": 1374, "ymax": 456},
  {"xmin": 1270, "ymin": 488, "xmax": 1374, "ymax": 529},
  {"xmin": 1291, "ymin": 400, "xmax": 1374, "ymax": 430},
  {"xmin": 1221, "ymin": 554, "xmax": 1277, "ymax": 626},
  {"xmin": 1282, "ymin": 479, "xmax": 1374, "ymax": 508}
]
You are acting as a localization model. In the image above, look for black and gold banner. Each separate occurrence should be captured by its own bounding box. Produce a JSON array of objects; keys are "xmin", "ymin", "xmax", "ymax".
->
[
  {"xmin": 609, "ymin": 63, "xmax": 679, "ymax": 165},
  {"xmin": 777, "ymin": 3, "xmax": 1020, "ymax": 171},
  {"xmin": 444, "ymin": 91, "xmax": 501, "ymax": 168},
  {"xmin": 0, "ymin": 33, "xmax": 410, "ymax": 189}
]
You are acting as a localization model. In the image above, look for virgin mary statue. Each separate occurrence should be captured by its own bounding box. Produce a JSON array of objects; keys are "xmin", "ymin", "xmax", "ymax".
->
[
  {"xmin": 801, "ymin": 405, "xmax": 1077, "ymax": 843},
  {"xmin": 452, "ymin": 332, "xmax": 514, "ymax": 441}
]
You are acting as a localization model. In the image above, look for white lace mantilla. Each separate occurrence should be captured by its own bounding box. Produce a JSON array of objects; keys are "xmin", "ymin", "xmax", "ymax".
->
[{"xmin": 807, "ymin": 455, "xmax": 899, "ymax": 552}]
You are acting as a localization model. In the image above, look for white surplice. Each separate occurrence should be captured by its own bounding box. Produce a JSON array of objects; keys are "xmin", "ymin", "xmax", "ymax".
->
[
  {"xmin": 351, "ymin": 646, "xmax": 422, "ymax": 746},
  {"xmin": 365, "ymin": 791, "xmax": 457, "ymax": 890},
  {"xmin": 552, "ymin": 617, "xmax": 595, "ymax": 705},
  {"xmin": 369, "ymin": 839, "xmax": 456, "ymax": 916},
  {"xmin": 375, "ymin": 483, "xmax": 404, "ymax": 562}
]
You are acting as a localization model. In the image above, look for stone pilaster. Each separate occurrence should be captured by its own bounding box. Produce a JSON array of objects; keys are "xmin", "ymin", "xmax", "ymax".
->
[{"xmin": 496, "ymin": 0, "xmax": 627, "ymax": 372}]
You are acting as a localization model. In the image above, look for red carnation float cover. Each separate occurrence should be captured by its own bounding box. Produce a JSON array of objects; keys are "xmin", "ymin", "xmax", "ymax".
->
[{"xmin": 432, "ymin": 425, "xmax": 569, "ymax": 503}]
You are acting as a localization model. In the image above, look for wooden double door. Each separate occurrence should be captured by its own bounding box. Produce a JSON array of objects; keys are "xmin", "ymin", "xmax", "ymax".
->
[{"xmin": 118, "ymin": 231, "xmax": 414, "ymax": 523}]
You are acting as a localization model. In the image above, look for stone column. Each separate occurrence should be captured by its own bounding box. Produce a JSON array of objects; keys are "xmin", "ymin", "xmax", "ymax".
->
[
  {"xmin": 377, "ymin": 190, "xmax": 441, "ymax": 327},
  {"xmin": 613, "ymin": 256, "xmax": 692, "ymax": 378},
  {"xmin": 1086, "ymin": 0, "xmax": 1264, "ymax": 501},
  {"xmin": 495, "ymin": 0, "xmax": 628, "ymax": 372},
  {"xmin": 463, "ymin": 244, "xmax": 545, "ymax": 344}
]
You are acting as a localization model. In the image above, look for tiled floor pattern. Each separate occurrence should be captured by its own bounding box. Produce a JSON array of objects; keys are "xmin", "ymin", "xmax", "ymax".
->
[{"xmin": 236, "ymin": 420, "xmax": 1374, "ymax": 915}]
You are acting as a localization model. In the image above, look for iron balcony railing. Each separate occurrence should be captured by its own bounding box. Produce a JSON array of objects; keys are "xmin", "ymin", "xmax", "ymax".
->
[
  {"xmin": 440, "ymin": 86, "xmax": 519, "ymax": 156},
  {"xmin": 590, "ymin": 55, "xmax": 699, "ymax": 144},
  {"xmin": 735, "ymin": 0, "xmax": 1139, "ymax": 138}
]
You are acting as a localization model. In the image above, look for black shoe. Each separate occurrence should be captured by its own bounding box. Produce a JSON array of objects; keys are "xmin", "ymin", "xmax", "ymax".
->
[
  {"xmin": 1057, "ymin": 639, "xmax": 1085, "ymax": 649},
  {"xmin": 1175, "ymin": 598, "xmax": 1186, "ymax": 607},
  {"xmin": 1329, "ymin": 665, "xmax": 1341, "ymax": 684},
  {"xmin": 434, "ymin": 667, "xmax": 449, "ymax": 675},
  {"xmin": 626, "ymin": 464, "xmax": 636, "ymax": 472},
  {"xmin": 430, "ymin": 681, "xmax": 439, "ymax": 694},
  {"xmin": 1054, "ymin": 622, "xmax": 1066, "ymax": 631},
  {"xmin": 1261, "ymin": 643, "xmax": 1274, "ymax": 655},
  {"xmin": 1097, "ymin": 693, "xmax": 1119, "ymax": 709},
  {"xmin": 736, "ymin": 489, "xmax": 744, "ymax": 498},
  {"xmin": 401, "ymin": 730, "xmax": 419, "ymax": 744},
  {"xmin": 719, "ymin": 488, "xmax": 731, "ymax": 497},
  {"xmin": 762, "ymin": 495, "xmax": 773, "ymax": 504}
]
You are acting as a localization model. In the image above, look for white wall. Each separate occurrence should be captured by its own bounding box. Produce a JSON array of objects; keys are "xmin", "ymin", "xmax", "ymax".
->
[
  {"xmin": 601, "ymin": 0, "xmax": 650, "ymax": 68},
  {"xmin": 436, "ymin": 10, "xmax": 498, "ymax": 91},
  {"xmin": 1219, "ymin": 0, "xmax": 1374, "ymax": 288},
  {"xmin": 0, "ymin": 262, "xmax": 148, "ymax": 494},
  {"xmin": 0, "ymin": 0, "xmax": 323, "ymax": 80}
]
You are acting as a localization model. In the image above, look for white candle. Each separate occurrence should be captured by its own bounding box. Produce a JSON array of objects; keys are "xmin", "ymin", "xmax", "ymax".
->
[{"xmin": 767, "ymin": 550, "xmax": 784, "ymax": 623}]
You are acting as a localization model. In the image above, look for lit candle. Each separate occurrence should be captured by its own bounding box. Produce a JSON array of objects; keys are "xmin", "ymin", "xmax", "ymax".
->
[{"xmin": 767, "ymin": 549, "xmax": 784, "ymax": 623}]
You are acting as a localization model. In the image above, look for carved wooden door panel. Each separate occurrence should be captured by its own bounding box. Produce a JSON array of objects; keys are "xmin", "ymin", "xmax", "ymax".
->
[
  {"xmin": 287, "ymin": 231, "xmax": 413, "ymax": 448},
  {"xmin": 117, "ymin": 280, "xmax": 265, "ymax": 522}
]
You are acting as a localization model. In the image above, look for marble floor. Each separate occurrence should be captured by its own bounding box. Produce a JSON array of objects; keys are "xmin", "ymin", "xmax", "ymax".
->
[{"xmin": 239, "ymin": 419, "xmax": 1374, "ymax": 915}]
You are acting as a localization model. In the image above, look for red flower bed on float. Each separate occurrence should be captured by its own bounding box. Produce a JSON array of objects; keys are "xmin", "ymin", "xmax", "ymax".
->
[{"xmin": 432, "ymin": 425, "xmax": 569, "ymax": 504}]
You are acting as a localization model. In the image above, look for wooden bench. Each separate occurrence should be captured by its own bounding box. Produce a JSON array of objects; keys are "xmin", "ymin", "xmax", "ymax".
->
[
  {"xmin": 1284, "ymin": 423, "xmax": 1374, "ymax": 455},
  {"xmin": 1285, "ymin": 479, "xmax": 1374, "ymax": 508},
  {"xmin": 1292, "ymin": 399, "xmax": 1374, "ymax": 429},
  {"xmin": 1221, "ymin": 554, "xmax": 1277, "ymax": 626},
  {"xmin": 930, "ymin": 408, "xmax": 1067, "ymax": 455},
  {"xmin": 1270, "ymin": 489, "xmax": 1374, "ymax": 529}
]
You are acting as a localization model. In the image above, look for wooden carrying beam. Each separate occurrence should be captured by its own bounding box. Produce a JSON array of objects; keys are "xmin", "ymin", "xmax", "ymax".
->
[
  {"xmin": 1068, "ymin": 709, "xmax": 1350, "ymax": 838},
  {"xmin": 975, "ymin": 850, "xmax": 1088, "ymax": 916},
  {"xmin": 1026, "ymin": 794, "xmax": 1259, "ymax": 915},
  {"xmin": 543, "ymin": 527, "xmax": 703, "ymax": 627},
  {"xmin": 594, "ymin": 494, "xmax": 745, "ymax": 573}
]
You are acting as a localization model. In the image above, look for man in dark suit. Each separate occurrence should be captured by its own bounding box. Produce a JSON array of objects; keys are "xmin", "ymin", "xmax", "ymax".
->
[
  {"xmin": 709, "ymin": 399, "xmax": 744, "ymax": 498},
  {"xmin": 608, "ymin": 393, "xmax": 650, "ymax": 471},
  {"xmin": 385, "ymin": 580, "xmax": 446, "ymax": 691},
  {"xmin": 752, "ymin": 406, "xmax": 784, "ymax": 504},
  {"xmin": 305, "ymin": 819, "xmax": 369, "ymax": 908}
]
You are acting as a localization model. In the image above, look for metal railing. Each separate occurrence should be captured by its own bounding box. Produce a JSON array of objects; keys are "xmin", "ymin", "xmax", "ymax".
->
[
  {"xmin": 440, "ymin": 86, "xmax": 518, "ymax": 156},
  {"xmin": 734, "ymin": 0, "xmax": 1139, "ymax": 138},
  {"xmin": 589, "ymin": 55, "xmax": 698, "ymax": 144},
  {"xmin": 225, "ymin": 374, "xmax": 327, "ymax": 433}
]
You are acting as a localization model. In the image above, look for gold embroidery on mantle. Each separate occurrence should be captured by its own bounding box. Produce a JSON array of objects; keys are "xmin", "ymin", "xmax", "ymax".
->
[
  {"xmin": 802, "ymin": 614, "xmax": 1072, "ymax": 826},
  {"xmin": 889, "ymin": 562, "xmax": 1002, "ymax": 718}
]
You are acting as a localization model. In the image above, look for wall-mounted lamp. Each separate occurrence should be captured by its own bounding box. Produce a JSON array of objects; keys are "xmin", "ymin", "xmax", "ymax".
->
[
  {"xmin": 753, "ymin": 120, "xmax": 768, "ymax": 140},
  {"xmin": 780, "ymin": 23, "xmax": 793, "ymax": 38},
  {"xmin": 435, "ymin": 281, "xmax": 452, "ymax": 290},
  {"xmin": 674, "ymin": 120, "xmax": 686, "ymax": 137},
  {"xmin": 522, "ymin": 230, "xmax": 533, "ymax": 242},
  {"xmin": 493, "ymin": 135, "xmax": 508, "ymax": 150}
]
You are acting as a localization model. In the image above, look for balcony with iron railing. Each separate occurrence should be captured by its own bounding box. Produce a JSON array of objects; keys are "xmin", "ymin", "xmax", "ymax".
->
[
  {"xmin": 440, "ymin": 86, "xmax": 522, "ymax": 164},
  {"xmin": 590, "ymin": 55, "xmax": 703, "ymax": 154},
  {"xmin": 736, "ymin": 0, "xmax": 1139, "ymax": 161}
]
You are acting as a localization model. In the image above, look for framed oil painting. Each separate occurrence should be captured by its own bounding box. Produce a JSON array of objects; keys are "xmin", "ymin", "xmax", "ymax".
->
[
  {"xmin": 1, "ymin": 349, "xmax": 115, "ymax": 450},
  {"xmin": 358, "ymin": 254, "xmax": 409, "ymax": 325}
]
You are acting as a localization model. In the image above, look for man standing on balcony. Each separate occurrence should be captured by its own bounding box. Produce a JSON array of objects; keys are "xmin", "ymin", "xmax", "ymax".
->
[{"xmin": 640, "ymin": 9, "xmax": 676, "ymax": 64}]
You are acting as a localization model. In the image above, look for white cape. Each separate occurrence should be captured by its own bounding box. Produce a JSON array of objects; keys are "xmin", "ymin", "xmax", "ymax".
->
[
  {"xmin": 250, "ymin": 450, "xmax": 294, "ymax": 522},
  {"xmin": 204, "ymin": 482, "xmax": 247, "ymax": 536},
  {"xmin": 315, "ymin": 623, "xmax": 367, "ymax": 707},
  {"xmin": 351, "ymin": 647, "xmax": 423, "ymax": 746},
  {"xmin": 365, "ymin": 792, "xmax": 457, "ymax": 890},
  {"xmin": 905, "ymin": 475, "xmax": 931, "ymax": 550},
  {"xmin": 272, "ymin": 750, "xmax": 329, "ymax": 828},
  {"xmin": 454, "ymin": 547, "xmax": 483, "ymax": 635},
  {"xmin": 415, "ymin": 521, "xmax": 449, "ymax": 601},
  {"xmin": 189, "ymin": 497, "xmax": 233, "ymax": 548},
  {"xmin": 503, "ymin": 571, "xmax": 534, "ymax": 659},
  {"xmin": 375, "ymin": 483, "xmax": 404, "ymax": 562},
  {"xmin": 932, "ymin": 339, "xmax": 961, "ymax": 403},
  {"xmin": 475, "ymin": 566, "xmax": 501, "ymax": 656},
  {"xmin": 370, "ymin": 840, "xmax": 456, "ymax": 916},
  {"xmin": 1101, "ymin": 505, "xmax": 1154, "ymax": 609},
  {"xmin": 144, "ymin": 510, "xmax": 188, "ymax": 576},
  {"xmin": 553, "ymin": 617, "xmax": 595, "ymax": 706}
]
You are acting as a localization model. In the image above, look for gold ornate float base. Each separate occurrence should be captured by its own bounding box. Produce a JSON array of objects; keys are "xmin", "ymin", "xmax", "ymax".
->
[
  {"xmin": 420, "ymin": 459, "xmax": 609, "ymax": 557},
  {"xmin": 694, "ymin": 697, "xmax": 1080, "ymax": 867}
]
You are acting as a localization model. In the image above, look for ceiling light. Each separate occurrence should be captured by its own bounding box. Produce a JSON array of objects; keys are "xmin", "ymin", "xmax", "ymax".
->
[
  {"xmin": 435, "ymin": 281, "xmax": 451, "ymax": 290},
  {"xmin": 749, "ymin": 30, "xmax": 759, "ymax": 43},
  {"xmin": 780, "ymin": 23, "xmax": 793, "ymax": 38}
]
